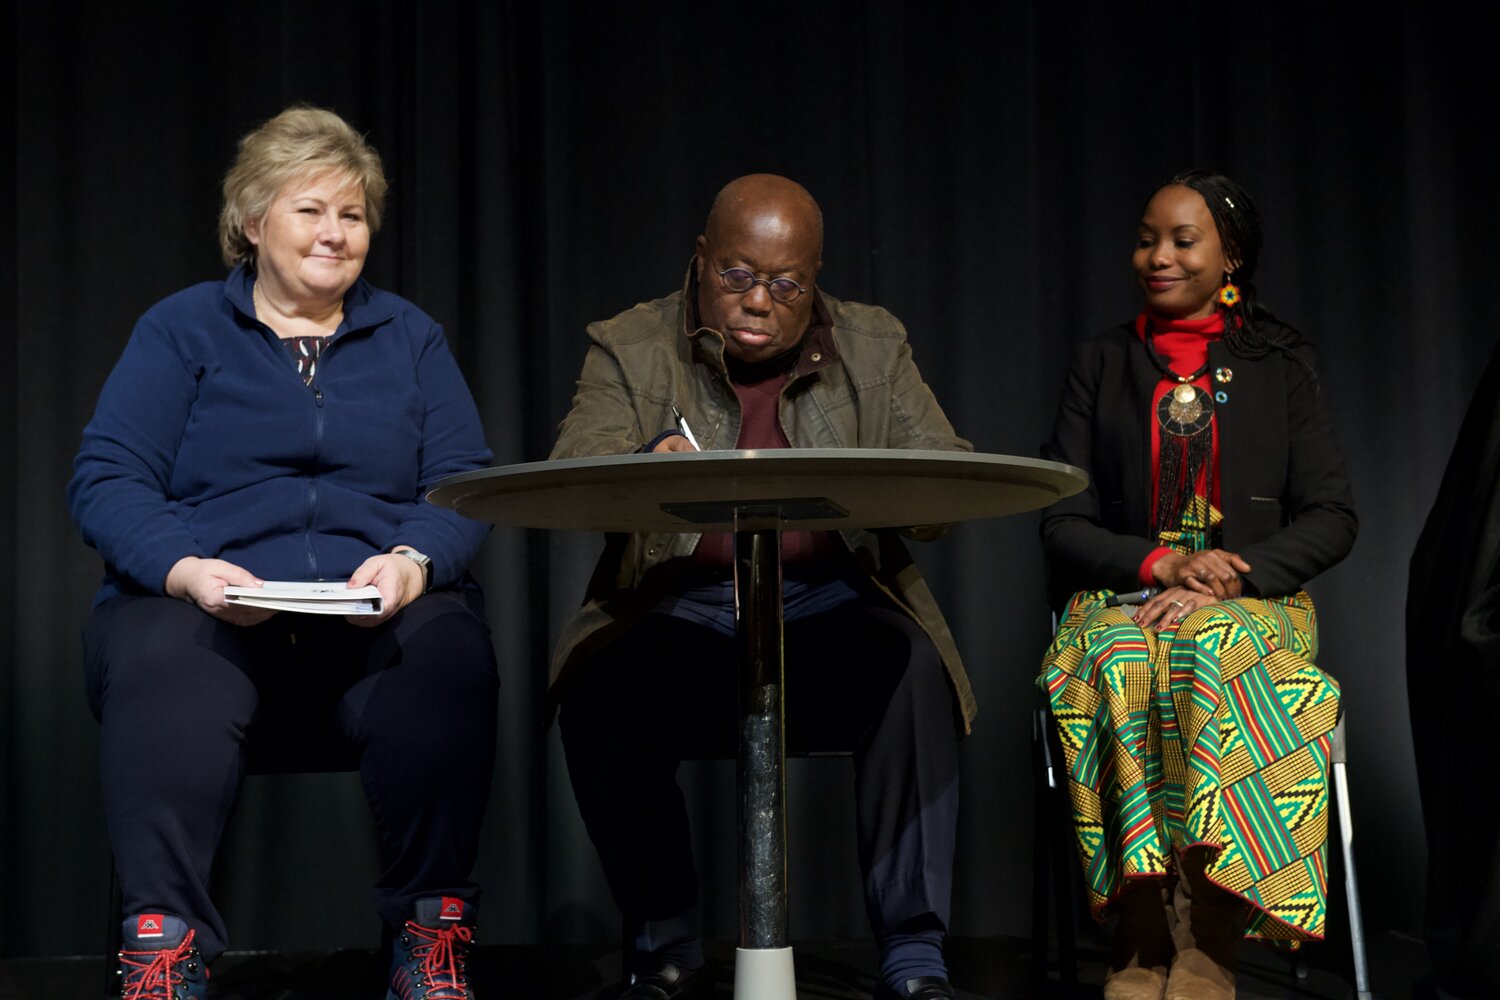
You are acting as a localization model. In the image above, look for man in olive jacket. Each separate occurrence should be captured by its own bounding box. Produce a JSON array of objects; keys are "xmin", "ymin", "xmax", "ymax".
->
[{"xmin": 551, "ymin": 175, "xmax": 969, "ymax": 1000}]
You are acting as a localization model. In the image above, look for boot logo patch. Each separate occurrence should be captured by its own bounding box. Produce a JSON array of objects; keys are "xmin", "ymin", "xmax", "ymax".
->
[
  {"xmin": 440, "ymin": 897, "xmax": 464, "ymax": 921},
  {"xmin": 136, "ymin": 915, "xmax": 166, "ymax": 939}
]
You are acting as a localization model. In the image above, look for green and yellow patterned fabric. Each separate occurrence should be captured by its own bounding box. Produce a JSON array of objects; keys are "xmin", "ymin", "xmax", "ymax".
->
[{"xmin": 1040, "ymin": 588, "xmax": 1338, "ymax": 941}]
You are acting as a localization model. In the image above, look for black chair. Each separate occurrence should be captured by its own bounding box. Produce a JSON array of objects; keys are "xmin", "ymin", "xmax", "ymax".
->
[
  {"xmin": 103, "ymin": 698, "xmax": 366, "ymax": 996},
  {"xmin": 1029, "ymin": 695, "xmax": 1373, "ymax": 999}
]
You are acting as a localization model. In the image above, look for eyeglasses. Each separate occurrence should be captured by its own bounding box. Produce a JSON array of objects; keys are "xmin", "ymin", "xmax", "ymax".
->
[{"xmin": 716, "ymin": 267, "xmax": 809, "ymax": 304}]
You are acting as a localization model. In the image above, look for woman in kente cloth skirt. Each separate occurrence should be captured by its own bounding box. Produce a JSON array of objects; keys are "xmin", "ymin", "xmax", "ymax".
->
[{"xmin": 1037, "ymin": 171, "xmax": 1357, "ymax": 1000}]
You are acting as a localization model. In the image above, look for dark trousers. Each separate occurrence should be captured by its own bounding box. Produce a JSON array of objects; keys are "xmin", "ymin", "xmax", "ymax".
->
[
  {"xmin": 84, "ymin": 590, "xmax": 499, "ymax": 962},
  {"xmin": 558, "ymin": 600, "xmax": 961, "ymax": 947}
]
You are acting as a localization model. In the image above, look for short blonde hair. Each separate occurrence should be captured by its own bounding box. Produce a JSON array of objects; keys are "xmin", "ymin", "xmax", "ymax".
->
[{"xmin": 218, "ymin": 105, "xmax": 388, "ymax": 268}]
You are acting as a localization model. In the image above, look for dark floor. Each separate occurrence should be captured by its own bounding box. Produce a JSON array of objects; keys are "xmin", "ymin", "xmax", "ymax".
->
[{"xmin": 0, "ymin": 931, "xmax": 1436, "ymax": 999}]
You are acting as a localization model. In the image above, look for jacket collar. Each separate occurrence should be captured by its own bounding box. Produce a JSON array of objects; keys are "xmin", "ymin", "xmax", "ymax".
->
[
  {"xmin": 678, "ymin": 258, "xmax": 839, "ymax": 378},
  {"xmin": 223, "ymin": 261, "xmax": 394, "ymax": 335}
]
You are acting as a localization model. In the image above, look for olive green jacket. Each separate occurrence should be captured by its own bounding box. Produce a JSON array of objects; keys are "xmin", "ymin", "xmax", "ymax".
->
[{"xmin": 548, "ymin": 277, "xmax": 977, "ymax": 730}]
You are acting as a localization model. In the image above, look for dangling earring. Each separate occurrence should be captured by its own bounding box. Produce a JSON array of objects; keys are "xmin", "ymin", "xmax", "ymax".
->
[{"xmin": 1217, "ymin": 274, "xmax": 1241, "ymax": 308}]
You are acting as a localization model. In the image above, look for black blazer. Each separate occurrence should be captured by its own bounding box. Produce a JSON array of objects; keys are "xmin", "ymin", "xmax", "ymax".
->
[{"xmin": 1041, "ymin": 321, "xmax": 1357, "ymax": 606}]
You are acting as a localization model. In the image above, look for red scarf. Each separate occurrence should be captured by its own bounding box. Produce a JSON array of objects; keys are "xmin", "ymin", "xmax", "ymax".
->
[{"xmin": 1133, "ymin": 310, "xmax": 1225, "ymax": 520}]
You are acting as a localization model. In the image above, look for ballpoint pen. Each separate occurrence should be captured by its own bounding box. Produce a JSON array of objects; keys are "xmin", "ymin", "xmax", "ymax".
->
[{"xmin": 669, "ymin": 403, "xmax": 702, "ymax": 451}]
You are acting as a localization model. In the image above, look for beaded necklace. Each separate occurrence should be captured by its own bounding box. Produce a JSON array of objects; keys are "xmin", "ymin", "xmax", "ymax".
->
[{"xmin": 1143, "ymin": 318, "xmax": 1217, "ymax": 540}]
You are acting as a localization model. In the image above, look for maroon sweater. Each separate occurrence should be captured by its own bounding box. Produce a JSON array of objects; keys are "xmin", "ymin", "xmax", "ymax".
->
[{"xmin": 691, "ymin": 345, "xmax": 838, "ymax": 569}]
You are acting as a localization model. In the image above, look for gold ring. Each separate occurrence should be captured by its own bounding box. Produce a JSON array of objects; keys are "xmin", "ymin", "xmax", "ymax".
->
[{"xmin": 1170, "ymin": 599, "xmax": 1185, "ymax": 608}]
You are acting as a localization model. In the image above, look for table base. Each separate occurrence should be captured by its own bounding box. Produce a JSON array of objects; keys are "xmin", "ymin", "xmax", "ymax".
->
[{"xmin": 733, "ymin": 946, "xmax": 797, "ymax": 1000}]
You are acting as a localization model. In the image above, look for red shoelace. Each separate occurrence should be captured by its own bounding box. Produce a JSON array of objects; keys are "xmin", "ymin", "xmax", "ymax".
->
[
  {"xmin": 394, "ymin": 921, "xmax": 474, "ymax": 999},
  {"xmin": 120, "ymin": 928, "xmax": 201, "ymax": 1000}
]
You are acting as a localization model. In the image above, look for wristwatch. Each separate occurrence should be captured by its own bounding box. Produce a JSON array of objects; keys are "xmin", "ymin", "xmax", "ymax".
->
[{"xmin": 392, "ymin": 547, "xmax": 433, "ymax": 592}]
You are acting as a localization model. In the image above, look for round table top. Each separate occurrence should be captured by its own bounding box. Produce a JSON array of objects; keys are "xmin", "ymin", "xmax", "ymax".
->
[{"xmin": 427, "ymin": 449, "xmax": 1087, "ymax": 533}]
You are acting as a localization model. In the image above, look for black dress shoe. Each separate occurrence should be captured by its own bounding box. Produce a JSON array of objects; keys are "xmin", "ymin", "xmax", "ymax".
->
[
  {"xmin": 618, "ymin": 962, "xmax": 702, "ymax": 1000},
  {"xmin": 876, "ymin": 977, "xmax": 957, "ymax": 1000}
]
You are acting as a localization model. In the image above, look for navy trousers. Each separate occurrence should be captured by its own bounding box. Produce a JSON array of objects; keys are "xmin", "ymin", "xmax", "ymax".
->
[
  {"xmin": 558, "ymin": 600, "xmax": 961, "ymax": 949},
  {"xmin": 84, "ymin": 590, "xmax": 499, "ymax": 961}
]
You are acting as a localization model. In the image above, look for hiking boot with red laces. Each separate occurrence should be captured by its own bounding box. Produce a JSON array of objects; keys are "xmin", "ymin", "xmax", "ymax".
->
[
  {"xmin": 117, "ymin": 913, "xmax": 209, "ymax": 1000},
  {"xmin": 386, "ymin": 896, "xmax": 477, "ymax": 1000}
]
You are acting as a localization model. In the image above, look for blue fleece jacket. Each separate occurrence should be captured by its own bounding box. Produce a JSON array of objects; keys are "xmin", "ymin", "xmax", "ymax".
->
[{"xmin": 69, "ymin": 264, "xmax": 492, "ymax": 606}]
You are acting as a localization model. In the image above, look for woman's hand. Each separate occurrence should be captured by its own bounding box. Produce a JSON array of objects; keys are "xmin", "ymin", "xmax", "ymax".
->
[
  {"xmin": 1134, "ymin": 585, "xmax": 1217, "ymax": 631},
  {"xmin": 1151, "ymin": 548, "xmax": 1252, "ymax": 600},
  {"xmin": 345, "ymin": 551, "xmax": 426, "ymax": 627},
  {"xmin": 164, "ymin": 556, "xmax": 276, "ymax": 626}
]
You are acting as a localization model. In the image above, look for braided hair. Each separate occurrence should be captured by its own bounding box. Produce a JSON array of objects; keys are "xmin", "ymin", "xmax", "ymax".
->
[{"xmin": 1163, "ymin": 170, "xmax": 1303, "ymax": 360}]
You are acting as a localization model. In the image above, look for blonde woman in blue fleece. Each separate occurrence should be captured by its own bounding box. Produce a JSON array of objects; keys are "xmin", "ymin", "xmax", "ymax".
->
[{"xmin": 69, "ymin": 106, "xmax": 496, "ymax": 1000}]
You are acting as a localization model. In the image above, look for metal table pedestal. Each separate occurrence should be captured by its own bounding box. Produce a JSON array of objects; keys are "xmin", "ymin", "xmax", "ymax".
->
[{"xmin": 427, "ymin": 449, "xmax": 1087, "ymax": 996}]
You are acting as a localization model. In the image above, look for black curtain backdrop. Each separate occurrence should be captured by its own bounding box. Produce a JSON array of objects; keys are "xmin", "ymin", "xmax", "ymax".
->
[{"xmin": 4, "ymin": 0, "xmax": 1496, "ymax": 959}]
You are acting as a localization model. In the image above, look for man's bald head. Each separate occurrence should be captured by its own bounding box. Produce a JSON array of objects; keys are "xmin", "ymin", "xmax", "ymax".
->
[
  {"xmin": 703, "ymin": 174, "xmax": 824, "ymax": 259},
  {"xmin": 694, "ymin": 174, "xmax": 825, "ymax": 363}
]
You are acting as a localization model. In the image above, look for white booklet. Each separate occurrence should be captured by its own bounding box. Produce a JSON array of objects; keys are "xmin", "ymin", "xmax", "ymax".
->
[{"xmin": 223, "ymin": 581, "xmax": 383, "ymax": 616}]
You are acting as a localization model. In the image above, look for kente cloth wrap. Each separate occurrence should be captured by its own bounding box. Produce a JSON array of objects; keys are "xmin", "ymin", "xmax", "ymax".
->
[{"xmin": 1039, "ymin": 501, "xmax": 1340, "ymax": 942}]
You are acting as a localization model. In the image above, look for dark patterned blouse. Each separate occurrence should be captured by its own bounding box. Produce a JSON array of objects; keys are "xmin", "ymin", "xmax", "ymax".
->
[{"xmin": 284, "ymin": 335, "xmax": 329, "ymax": 386}]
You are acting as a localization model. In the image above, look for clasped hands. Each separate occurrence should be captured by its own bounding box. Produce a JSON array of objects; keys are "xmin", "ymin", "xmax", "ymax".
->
[
  {"xmin": 1134, "ymin": 548, "xmax": 1252, "ymax": 630},
  {"xmin": 164, "ymin": 551, "xmax": 426, "ymax": 627}
]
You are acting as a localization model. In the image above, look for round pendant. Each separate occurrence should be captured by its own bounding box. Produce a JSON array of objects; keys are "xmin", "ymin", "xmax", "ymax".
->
[{"xmin": 1157, "ymin": 383, "xmax": 1214, "ymax": 437}]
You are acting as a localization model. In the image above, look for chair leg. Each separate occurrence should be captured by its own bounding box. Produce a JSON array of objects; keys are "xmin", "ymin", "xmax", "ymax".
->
[
  {"xmin": 621, "ymin": 917, "xmax": 635, "ymax": 986},
  {"xmin": 1032, "ymin": 702, "xmax": 1080, "ymax": 988},
  {"xmin": 377, "ymin": 917, "xmax": 396, "ymax": 984},
  {"xmin": 1031, "ymin": 707, "xmax": 1052, "ymax": 989},
  {"xmin": 1330, "ymin": 717, "xmax": 1373, "ymax": 1000},
  {"xmin": 1048, "ymin": 792, "xmax": 1079, "ymax": 987},
  {"xmin": 104, "ymin": 858, "xmax": 123, "ymax": 996}
]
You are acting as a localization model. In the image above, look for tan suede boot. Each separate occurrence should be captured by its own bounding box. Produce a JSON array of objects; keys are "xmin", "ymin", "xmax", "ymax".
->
[
  {"xmin": 1102, "ymin": 878, "xmax": 1174, "ymax": 1000},
  {"xmin": 1165, "ymin": 849, "xmax": 1248, "ymax": 1000}
]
